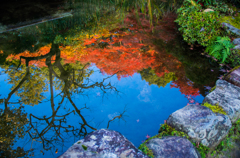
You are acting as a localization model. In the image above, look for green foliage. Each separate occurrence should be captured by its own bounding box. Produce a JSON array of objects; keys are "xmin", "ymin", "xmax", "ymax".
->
[
  {"xmin": 206, "ymin": 1, "xmax": 234, "ymax": 15},
  {"xmin": 219, "ymin": 14, "xmax": 240, "ymax": 30},
  {"xmin": 205, "ymin": 36, "xmax": 234, "ymax": 63},
  {"xmin": 197, "ymin": 0, "xmax": 213, "ymax": 6},
  {"xmin": 175, "ymin": 0, "xmax": 222, "ymax": 47},
  {"xmin": 202, "ymin": 102, "xmax": 227, "ymax": 115},
  {"xmin": 226, "ymin": 49, "xmax": 240, "ymax": 67}
]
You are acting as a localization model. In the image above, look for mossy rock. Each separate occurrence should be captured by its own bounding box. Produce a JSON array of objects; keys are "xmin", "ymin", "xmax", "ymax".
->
[
  {"xmin": 202, "ymin": 102, "xmax": 227, "ymax": 115},
  {"xmin": 139, "ymin": 123, "xmax": 209, "ymax": 158},
  {"xmin": 219, "ymin": 14, "xmax": 240, "ymax": 30}
]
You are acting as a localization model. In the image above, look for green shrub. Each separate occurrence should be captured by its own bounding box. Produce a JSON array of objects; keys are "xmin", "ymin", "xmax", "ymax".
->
[
  {"xmin": 227, "ymin": 49, "xmax": 240, "ymax": 67},
  {"xmin": 197, "ymin": 0, "xmax": 213, "ymax": 6},
  {"xmin": 205, "ymin": 36, "xmax": 234, "ymax": 63},
  {"xmin": 175, "ymin": 0, "xmax": 222, "ymax": 47},
  {"xmin": 206, "ymin": 1, "xmax": 234, "ymax": 15}
]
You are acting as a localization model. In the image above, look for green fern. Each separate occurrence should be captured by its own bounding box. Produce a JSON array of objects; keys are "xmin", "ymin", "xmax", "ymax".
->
[{"xmin": 205, "ymin": 36, "xmax": 234, "ymax": 63}]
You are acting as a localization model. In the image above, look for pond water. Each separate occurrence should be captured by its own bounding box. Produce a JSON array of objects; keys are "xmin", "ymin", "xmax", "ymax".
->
[{"xmin": 0, "ymin": 6, "xmax": 225, "ymax": 158}]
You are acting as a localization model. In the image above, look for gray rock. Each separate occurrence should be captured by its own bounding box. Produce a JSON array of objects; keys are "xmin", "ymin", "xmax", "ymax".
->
[
  {"xmin": 222, "ymin": 22, "xmax": 240, "ymax": 36},
  {"xmin": 224, "ymin": 67, "xmax": 240, "ymax": 88},
  {"xmin": 167, "ymin": 104, "xmax": 232, "ymax": 148},
  {"xmin": 145, "ymin": 136, "xmax": 201, "ymax": 158},
  {"xmin": 59, "ymin": 129, "xmax": 149, "ymax": 158},
  {"xmin": 203, "ymin": 79, "xmax": 240, "ymax": 123},
  {"xmin": 233, "ymin": 38, "xmax": 240, "ymax": 45},
  {"xmin": 233, "ymin": 45, "xmax": 240, "ymax": 50}
]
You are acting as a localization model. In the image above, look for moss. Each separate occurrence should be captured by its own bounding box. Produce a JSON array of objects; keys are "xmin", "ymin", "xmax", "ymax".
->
[
  {"xmin": 219, "ymin": 14, "xmax": 240, "ymax": 30},
  {"xmin": 209, "ymin": 86, "xmax": 216, "ymax": 92},
  {"xmin": 202, "ymin": 102, "xmax": 227, "ymax": 115},
  {"xmin": 223, "ymin": 65, "xmax": 240, "ymax": 79},
  {"xmin": 82, "ymin": 145, "xmax": 88, "ymax": 150}
]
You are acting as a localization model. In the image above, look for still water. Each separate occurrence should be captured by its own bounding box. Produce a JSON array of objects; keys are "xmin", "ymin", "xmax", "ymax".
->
[{"xmin": 0, "ymin": 8, "xmax": 224, "ymax": 157}]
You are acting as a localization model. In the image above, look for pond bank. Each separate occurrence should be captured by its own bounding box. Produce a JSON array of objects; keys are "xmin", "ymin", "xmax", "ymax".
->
[{"xmin": 58, "ymin": 68, "xmax": 240, "ymax": 158}]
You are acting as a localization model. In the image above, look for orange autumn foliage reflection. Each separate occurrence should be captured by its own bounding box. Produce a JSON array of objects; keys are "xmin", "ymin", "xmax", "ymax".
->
[
  {"xmin": 5, "ymin": 45, "xmax": 54, "ymax": 67},
  {"xmin": 3, "ymin": 12, "xmax": 200, "ymax": 96}
]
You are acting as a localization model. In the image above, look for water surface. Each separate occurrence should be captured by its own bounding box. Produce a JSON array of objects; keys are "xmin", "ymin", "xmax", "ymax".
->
[{"xmin": 0, "ymin": 10, "xmax": 223, "ymax": 158}]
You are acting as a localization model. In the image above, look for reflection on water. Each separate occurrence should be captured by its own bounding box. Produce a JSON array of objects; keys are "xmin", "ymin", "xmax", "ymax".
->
[{"xmin": 0, "ymin": 6, "xmax": 224, "ymax": 158}]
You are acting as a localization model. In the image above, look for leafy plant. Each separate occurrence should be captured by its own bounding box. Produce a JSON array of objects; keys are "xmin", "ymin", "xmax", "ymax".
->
[
  {"xmin": 226, "ymin": 49, "xmax": 240, "ymax": 67},
  {"xmin": 175, "ymin": 0, "xmax": 223, "ymax": 47},
  {"xmin": 197, "ymin": 0, "xmax": 213, "ymax": 6},
  {"xmin": 206, "ymin": 1, "xmax": 234, "ymax": 15},
  {"xmin": 205, "ymin": 36, "xmax": 234, "ymax": 63}
]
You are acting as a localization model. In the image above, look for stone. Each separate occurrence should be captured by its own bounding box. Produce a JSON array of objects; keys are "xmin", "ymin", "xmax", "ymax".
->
[
  {"xmin": 58, "ymin": 129, "xmax": 149, "ymax": 158},
  {"xmin": 233, "ymin": 45, "xmax": 240, "ymax": 50},
  {"xmin": 221, "ymin": 22, "xmax": 240, "ymax": 36},
  {"xmin": 145, "ymin": 136, "xmax": 201, "ymax": 158},
  {"xmin": 167, "ymin": 104, "xmax": 232, "ymax": 148},
  {"xmin": 233, "ymin": 38, "xmax": 240, "ymax": 45},
  {"xmin": 203, "ymin": 9, "xmax": 214, "ymax": 13},
  {"xmin": 203, "ymin": 79, "xmax": 240, "ymax": 123},
  {"xmin": 225, "ymin": 67, "xmax": 240, "ymax": 88}
]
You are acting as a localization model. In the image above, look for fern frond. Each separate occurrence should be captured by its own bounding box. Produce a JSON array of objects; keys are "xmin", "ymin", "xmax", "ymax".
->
[
  {"xmin": 221, "ymin": 49, "xmax": 228, "ymax": 63},
  {"xmin": 209, "ymin": 44, "xmax": 223, "ymax": 55}
]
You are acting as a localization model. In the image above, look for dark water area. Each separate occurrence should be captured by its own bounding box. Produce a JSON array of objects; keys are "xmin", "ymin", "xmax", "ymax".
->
[
  {"xmin": 0, "ymin": 4, "xmax": 226, "ymax": 157},
  {"xmin": 0, "ymin": 0, "xmax": 67, "ymax": 25}
]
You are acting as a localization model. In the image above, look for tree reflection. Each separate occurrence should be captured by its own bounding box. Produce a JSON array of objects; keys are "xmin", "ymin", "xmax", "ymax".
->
[{"xmin": 0, "ymin": 42, "xmax": 122, "ymax": 156}]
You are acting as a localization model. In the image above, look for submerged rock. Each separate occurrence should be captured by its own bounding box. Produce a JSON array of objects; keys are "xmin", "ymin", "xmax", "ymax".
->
[
  {"xmin": 203, "ymin": 79, "xmax": 240, "ymax": 123},
  {"xmin": 167, "ymin": 104, "xmax": 231, "ymax": 148},
  {"xmin": 145, "ymin": 136, "xmax": 201, "ymax": 158},
  {"xmin": 58, "ymin": 129, "xmax": 149, "ymax": 158}
]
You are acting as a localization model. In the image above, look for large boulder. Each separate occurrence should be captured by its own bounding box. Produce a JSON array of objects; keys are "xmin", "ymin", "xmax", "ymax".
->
[
  {"xmin": 167, "ymin": 104, "xmax": 231, "ymax": 148},
  {"xmin": 59, "ymin": 129, "xmax": 148, "ymax": 158},
  {"xmin": 203, "ymin": 79, "xmax": 240, "ymax": 123},
  {"xmin": 145, "ymin": 136, "xmax": 201, "ymax": 158}
]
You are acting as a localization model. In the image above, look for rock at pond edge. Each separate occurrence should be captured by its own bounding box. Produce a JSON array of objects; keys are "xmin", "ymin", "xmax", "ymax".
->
[
  {"xmin": 224, "ymin": 67, "xmax": 240, "ymax": 88},
  {"xmin": 145, "ymin": 136, "xmax": 201, "ymax": 158},
  {"xmin": 167, "ymin": 104, "xmax": 232, "ymax": 148},
  {"xmin": 203, "ymin": 79, "xmax": 240, "ymax": 123},
  {"xmin": 58, "ymin": 129, "xmax": 149, "ymax": 158}
]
